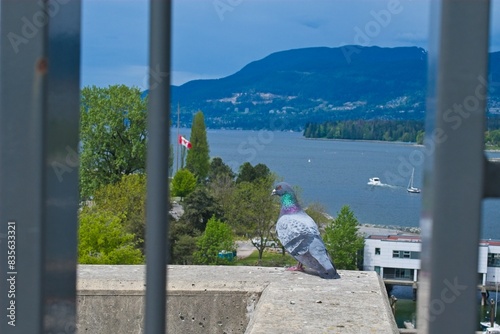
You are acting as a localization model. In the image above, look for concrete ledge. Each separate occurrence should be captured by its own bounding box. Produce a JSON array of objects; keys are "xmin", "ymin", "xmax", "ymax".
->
[{"xmin": 77, "ymin": 265, "xmax": 399, "ymax": 333}]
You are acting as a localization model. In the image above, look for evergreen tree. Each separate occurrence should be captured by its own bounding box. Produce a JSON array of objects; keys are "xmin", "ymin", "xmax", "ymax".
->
[
  {"xmin": 186, "ymin": 111, "xmax": 210, "ymax": 181},
  {"xmin": 322, "ymin": 205, "xmax": 365, "ymax": 270}
]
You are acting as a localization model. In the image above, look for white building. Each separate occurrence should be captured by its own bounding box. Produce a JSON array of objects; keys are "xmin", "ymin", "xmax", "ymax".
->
[{"xmin": 363, "ymin": 235, "xmax": 500, "ymax": 285}]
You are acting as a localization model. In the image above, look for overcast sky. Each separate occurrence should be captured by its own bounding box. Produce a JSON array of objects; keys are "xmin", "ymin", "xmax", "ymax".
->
[{"xmin": 80, "ymin": 0, "xmax": 500, "ymax": 89}]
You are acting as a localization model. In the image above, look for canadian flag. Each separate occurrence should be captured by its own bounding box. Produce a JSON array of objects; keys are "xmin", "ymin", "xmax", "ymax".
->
[{"xmin": 178, "ymin": 135, "xmax": 192, "ymax": 149}]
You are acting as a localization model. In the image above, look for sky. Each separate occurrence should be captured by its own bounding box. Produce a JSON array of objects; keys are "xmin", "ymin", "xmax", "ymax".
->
[{"xmin": 81, "ymin": 0, "xmax": 500, "ymax": 89}]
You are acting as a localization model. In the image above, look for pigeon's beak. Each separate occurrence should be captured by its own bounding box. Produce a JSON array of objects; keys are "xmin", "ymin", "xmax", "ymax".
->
[{"xmin": 271, "ymin": 189, "xmax": 277, "ymax": 196}]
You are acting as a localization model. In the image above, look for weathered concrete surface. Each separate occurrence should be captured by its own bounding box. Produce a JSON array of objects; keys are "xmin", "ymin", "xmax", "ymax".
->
[{"xmin": 77, "ymin": 265, "xmax": 399, "ymax": 333}]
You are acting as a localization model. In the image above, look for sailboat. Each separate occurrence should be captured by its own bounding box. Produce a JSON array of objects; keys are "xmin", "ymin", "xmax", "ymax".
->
[{"xmin": 407, "ymin": 168, "xmax": 421, "ymax": 193}]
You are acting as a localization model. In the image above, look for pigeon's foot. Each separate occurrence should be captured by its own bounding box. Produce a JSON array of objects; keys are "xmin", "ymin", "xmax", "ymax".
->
[{"xmin": 286, "ymin": 263, "xmax": 304, "ymax": 272}]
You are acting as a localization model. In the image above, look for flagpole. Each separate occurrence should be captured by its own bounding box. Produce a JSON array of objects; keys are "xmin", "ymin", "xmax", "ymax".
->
[{"xmin": 176, "ymin": 102, "xmax": 180, "ymax": 173}]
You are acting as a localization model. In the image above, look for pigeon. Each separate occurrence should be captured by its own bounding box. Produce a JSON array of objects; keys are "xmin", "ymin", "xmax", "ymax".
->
[{"xmin": 272, "ymin": 182, "xmax": 340, "ymax": 279}]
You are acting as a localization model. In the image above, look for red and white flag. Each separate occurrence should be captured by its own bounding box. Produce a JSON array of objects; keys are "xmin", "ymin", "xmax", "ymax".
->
[{"xmin": 178, "ymin": 135, "xmax": 192, "ymax": 149}]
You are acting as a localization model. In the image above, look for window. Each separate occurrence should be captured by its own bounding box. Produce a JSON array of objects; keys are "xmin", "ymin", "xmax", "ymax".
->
[
  {"xmin": 375, "ymin": 248, "xmax": 380, "ymax": 255},
  {"xmin": 488, "ymin": 253, "xmax": 500, "ymax": 267},
  {"xmin": 395, "ymin": 268, "xmax": 412, "ymax": 279},
  {"xmin": 393, "ymin": 250, "xmax": 420, "ymax": 259}
]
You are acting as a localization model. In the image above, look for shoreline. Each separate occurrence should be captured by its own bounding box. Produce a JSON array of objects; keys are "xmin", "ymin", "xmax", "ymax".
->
[{"xmin": 358, "ymin": 223, "xmax": 421, "ymax": 237}]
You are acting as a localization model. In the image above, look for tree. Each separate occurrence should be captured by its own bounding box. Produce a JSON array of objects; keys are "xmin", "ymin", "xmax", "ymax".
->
[
  {"xmin": 236, "ymin": 162, "xmax": 271, "ymax": 184},
  {"xmin": 186, "ymin": 111, "xmax": 210, "ymax": 181},
  {"xmin": 207, "ymin": 157, "xmax": 236, "ymax": 213},
  {"xmin": 193, "ymin": 216, "xmax": 235, "ymax": 265},
  {"xmin": 171, "ymin": 169, "xmax": 197, "ymax": 200},
  {"xmin": 226, "ymin": 176, "xmax": 277, "ymax": 260},
  {"xmin": 172, "ymin": 234, "xmax": 198, "ymax": 265},
  {"xmin": 322, "ymin": 205, "xmax": 365, "ymax": 270},
  {"xmin": 78, "ymin": 210, "xmax": 144, "ymax": 264},
  {"xmin": 80, "ymin": 85, "xmax": 148, "ymax": 199},
  {"xmin": 92, "ymin": 174, "xmax": 147, "ymax": 251},
  {"xmin": 207, "ymin": 157, "xmax": 235, "ymax": 183},
  {"xmin": 181, "ymin": 187, "xmax": 222, "ymax": 232},
  {"xmin": 236, "ymin": 162, "xmax": 256, "ymax": 183}
]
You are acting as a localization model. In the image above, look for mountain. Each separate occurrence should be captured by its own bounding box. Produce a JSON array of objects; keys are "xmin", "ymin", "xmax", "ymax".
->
[{"xmin": 170, "ymin": 46, "xmax": 500, "ymax": 130}]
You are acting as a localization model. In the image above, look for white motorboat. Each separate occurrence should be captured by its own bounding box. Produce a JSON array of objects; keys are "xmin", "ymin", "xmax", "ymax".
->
[{"xmin": 368, "ymin": 177, "xmax": 381, "ymax": 186}]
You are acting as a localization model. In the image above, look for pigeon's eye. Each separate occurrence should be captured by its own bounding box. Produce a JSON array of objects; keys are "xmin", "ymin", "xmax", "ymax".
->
[{"xmin": 276, "ymin": 185, "xmax": 282, "ymax": 190}]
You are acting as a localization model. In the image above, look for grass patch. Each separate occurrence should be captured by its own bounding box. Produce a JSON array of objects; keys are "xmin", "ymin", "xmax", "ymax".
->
[{"xmin": 236, "ymin": 249, "xmax": 296, "ymax": 267}]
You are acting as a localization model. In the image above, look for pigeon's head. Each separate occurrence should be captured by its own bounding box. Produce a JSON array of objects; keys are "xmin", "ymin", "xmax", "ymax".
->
[{"xmin": 271, "ymin": 182, "xmax": 295, "ymax": 197}]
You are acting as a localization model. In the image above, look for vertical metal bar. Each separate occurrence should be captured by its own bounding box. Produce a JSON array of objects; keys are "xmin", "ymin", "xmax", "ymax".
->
[
  {"xmin": 418, "ymin": 0, "xmax": 490, "ymax": 333},
  {"xmin": 0, "ymin": 1, "xmax": 81, "ymax": 333},
  {"xmin": 0, "ymin": 2, "xmax": 46, "ymax": 332},
  {"xmin": 145, "ymin": 0, "xmax": 171, "ymax": 333},
  {"xmin": 42, "ymin": 0, "xmax": 81, "ymax": 332}
]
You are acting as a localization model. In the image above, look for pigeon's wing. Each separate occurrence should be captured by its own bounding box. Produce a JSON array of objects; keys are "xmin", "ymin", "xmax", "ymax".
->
[
  {"xmin": 276, "ymin": 212, "xmax": 340, "ymax": 279},
  {"xmin": 275, "ymin": 211, "xmax": 320, "ymax": 256},
  {"xmin": 295, "ymin": 238, "xmax": 340, "ymax": 279}
]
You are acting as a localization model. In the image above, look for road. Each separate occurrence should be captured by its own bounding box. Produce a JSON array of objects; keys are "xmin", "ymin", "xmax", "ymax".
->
[{"xmin": 235, "ymin": 240, "xmax": 255, "ymax": 259}]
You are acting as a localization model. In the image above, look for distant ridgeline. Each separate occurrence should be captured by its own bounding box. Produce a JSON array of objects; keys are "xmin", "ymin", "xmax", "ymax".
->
[
  {"xmin": 304, "ymin": 117, "xmax": 500, "ymax": 147},
  {"xmin": 170, "ymin": 46, "xmax": 500, "ymax": 130}
]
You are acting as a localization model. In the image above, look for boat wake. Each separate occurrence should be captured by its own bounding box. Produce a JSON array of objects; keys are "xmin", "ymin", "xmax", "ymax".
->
[
  {"xmin": 367, "ymin": 182, "xmax": 400, "ymax": 189},
  {"xmin": 367, "ymin": 177, "xmax": 402, "ymax": 189}
]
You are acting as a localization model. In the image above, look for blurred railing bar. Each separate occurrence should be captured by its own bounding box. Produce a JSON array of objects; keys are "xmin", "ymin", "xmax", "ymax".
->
[
  {"xmin": 144, "ymin": 0, "xmax": 172, "ymax": 333},
  {"xmin": 418, "ymin": 0, "xmax": 491, "ymax": 333}
]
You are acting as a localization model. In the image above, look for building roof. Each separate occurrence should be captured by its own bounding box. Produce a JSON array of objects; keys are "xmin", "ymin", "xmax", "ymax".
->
[{"xmin": 367, "ymin": 234, "xmax": 500, "ymax": 246}]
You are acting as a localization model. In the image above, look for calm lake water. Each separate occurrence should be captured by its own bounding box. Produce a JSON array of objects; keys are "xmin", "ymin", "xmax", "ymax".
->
[{"xmin": 173, "ymin": 128, "xmax": 500, "ymax": 239}]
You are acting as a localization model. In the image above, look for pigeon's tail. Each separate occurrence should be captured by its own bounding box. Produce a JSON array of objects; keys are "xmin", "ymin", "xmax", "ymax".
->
[
  {"xmin": 295, "ymin": 250, "xmax": 341, "ymax": 279},
  {"xmin": 294, "ymin": 237, "xmax": 341, "ymax": 279}
]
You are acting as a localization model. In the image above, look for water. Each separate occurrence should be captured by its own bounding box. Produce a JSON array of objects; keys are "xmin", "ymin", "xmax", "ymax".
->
[
  {"xmin": 390, "ymin": 285, "xmax": 500, "ymax": 330},
  {"xmin": 173, "ymin": 128, "xmax": 500, "ymax": 239}
]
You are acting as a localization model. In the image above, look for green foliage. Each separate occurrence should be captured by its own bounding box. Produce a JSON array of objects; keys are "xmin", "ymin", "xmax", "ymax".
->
[
  {"xmin": 181, "ymin": 187, "xmax": 222, "ymax": 232},
  {"xmin": 78, "ymin": 210, "xmax": 144, "ymax": 264},
  {"xmin": 322, "ymin": 205, "xmax": 365, "ymax": 270},
  {"xmin": 186, "ymin": 111, "xmax": 210, "ymax": 180},
  {"xmin": 485, "ymin": 129, "xmax": 500, "ymax": 149},
  {"xmin": 226, "ymin": 174, "xmax": 277, "ymax": 260},
  {"xmin": 236, "ymin": 250, "xmax": 296, "ymax": 267},
  {"xmin": 236, "ymin": 162, "xmax": 271, "ymax": 184},
  {"xmin": 80, "ymin": 85, "xmax": 148, "ymax": 198},
  {"xmin": 172, "ymin": 234, "xmax": 198, "ymax": 265},
  {"xmin": 208, "ymin": 157, "xmax": 235, "ymax": 182},
  {"xmin": 171, "ymin": 169, "xmax": 197, "ymax": 199},
  {"xmin": 304, "ymin": 120, "xmax": 425, "ymax": 143},
  {"xmin": 168, "ymin": 219, "xmax": 200, "ymax": 264},
  {"xmin": 193, "ymin": 216, "xmax": 235, "ymax": 265},
  {"xmin": 92, "ymin": 174, "xmax": 147, "ymax": 251}
]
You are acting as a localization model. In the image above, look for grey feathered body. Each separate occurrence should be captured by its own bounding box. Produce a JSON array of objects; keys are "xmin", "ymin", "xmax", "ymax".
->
[{"xmin": 276, "ymin": 211, "xmax": 340, "ymax": 279}]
